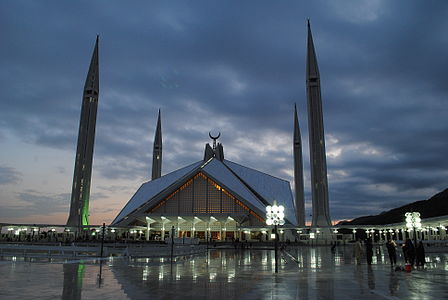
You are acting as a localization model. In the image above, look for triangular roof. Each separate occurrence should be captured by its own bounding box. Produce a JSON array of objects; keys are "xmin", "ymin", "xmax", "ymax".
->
[
  {"xmin": 201, "ymin": 159, "xmax": 266, "ymax": 213},
  {"xmin": 112, "ymin": 158, "xmax": 297, "ymax": 226},
  {"xmin": 112, "ymin": 161, "xmax": 202, "ymax": 224},
  {"xmin": 223, "ymin": 160, "xmax": 297, "ymax": 225}
]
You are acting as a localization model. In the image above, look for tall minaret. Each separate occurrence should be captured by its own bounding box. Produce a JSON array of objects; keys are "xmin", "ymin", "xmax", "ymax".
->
[
  {"xmin": 151, "ymin": 109, "xmax": 162, "ymax": 180},
  {"xmin": 67, "ymin": 36, "xmax": 100, "ymax": 228},
  {"xmin": 294, "ymin": 104, "xmax": 306, "ymax": 227},
  {"xmin": 306, "ymin": 20, "xmax": 332, "ymax": 227}
]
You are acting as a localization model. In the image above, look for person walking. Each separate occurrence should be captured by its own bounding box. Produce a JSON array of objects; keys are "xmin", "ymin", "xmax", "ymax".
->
[
  {"xmin": 365, "ymin": 238, "xmax": 373, "ymax": 265},
  {"xmin": 416, "ymin": 241, "xmax": 426, "ymax": 267},
  {"xmin": 386, "ymin": 239, "xmax": 397, "ymax": 266},
  {"xmin": 353, "ymin": 239, "xmax": 364, "ymax": 265}
]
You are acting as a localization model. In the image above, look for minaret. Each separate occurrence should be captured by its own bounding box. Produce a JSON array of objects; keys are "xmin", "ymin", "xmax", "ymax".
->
[
  {"xmin": 67, "ymin": 36, "xmax": 100, "ymax": 228},
  {"xmin": 294, "ymin": 104, "xmax": 306, "ymax": 227},
  {"xmin": 306, "ymin": 20, "xmax": 332, "ymax": 227},
  {"xmin": 151, "ymin": 109, "xmax": 162, "ymax": 180}
]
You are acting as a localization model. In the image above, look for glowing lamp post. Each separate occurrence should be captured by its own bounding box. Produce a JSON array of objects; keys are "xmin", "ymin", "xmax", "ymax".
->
[
  {"xmin": 266, "ymin": 202, "xmax": 285, "ymax": 273},
  {"xmin": 405, "ymin": 212, "xmax": 421, "ymax": 246}
]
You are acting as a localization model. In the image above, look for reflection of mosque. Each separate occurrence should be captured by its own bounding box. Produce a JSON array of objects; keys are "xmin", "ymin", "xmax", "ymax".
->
[
  {"xmin": 105, "ymin": 249, "xmax": 336, "ymax": 299},
  {"xmin": 62, "ymin": 264, "xmax": 84, "ymax": 300},
  {"xmin": 108, "ymin": 251, "xmax": 271, "ymax": 299}
]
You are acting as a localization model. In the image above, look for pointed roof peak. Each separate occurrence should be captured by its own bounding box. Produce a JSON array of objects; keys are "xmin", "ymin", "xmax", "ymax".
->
[
  {"xmin": 307, "ymin": 19, "xmax": 311, "ymax": 28},
  {"xmin": 154, "ymin": 109, "xmax": 162, "ymax": 145},
  {"xmin": 294, "ymin": 103, "xmax": 301, "ymax": 141},
  {"xmin": 83, "ymin": 35, "xmax": 99, "ymax": 94},
  {"xmin": 306, "ymin": 19, "xmax": 319, "ymax": 80}
]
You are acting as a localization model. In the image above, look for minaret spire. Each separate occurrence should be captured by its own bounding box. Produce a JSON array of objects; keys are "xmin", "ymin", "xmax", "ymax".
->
[
  {"xmin": 306, "ymin": 21, "xmax": 332, "ymax": 227},
  {"xmin": 151, "ymin": 109, "xmax": 162, "ymax": 180},
  {"xmin": 67, "ymin": 36, "xmax": 100, "ymax": 228},
  {"xmin": 294, "ymin": 104, "xmax": 306, "ymax": 227}
]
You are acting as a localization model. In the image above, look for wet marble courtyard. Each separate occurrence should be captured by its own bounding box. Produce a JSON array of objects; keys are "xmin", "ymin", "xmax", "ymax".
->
[{"xmin": 0, "ymin": 246, "xmax": 447, "ymax": 299}]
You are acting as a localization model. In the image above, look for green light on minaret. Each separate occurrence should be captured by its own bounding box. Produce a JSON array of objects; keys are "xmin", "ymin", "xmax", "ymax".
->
[
  {"xmin": 66, "ymin": 36, "xmax": 100, "ymax": 228},
  {"xmin": 81, "ymin": 195, "xmax": 90, "ymax": 226}
]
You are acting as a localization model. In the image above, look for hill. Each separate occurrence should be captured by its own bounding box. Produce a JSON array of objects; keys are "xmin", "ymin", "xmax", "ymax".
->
[{"xmin": 338, "ymin": 188, "xmax": 448, "ymax": 225}]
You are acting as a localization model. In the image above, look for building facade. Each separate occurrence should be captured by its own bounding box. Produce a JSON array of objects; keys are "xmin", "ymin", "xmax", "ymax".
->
[{"xmin": 112, "ymin": 141, "xmax": 297, "ymax": 241}]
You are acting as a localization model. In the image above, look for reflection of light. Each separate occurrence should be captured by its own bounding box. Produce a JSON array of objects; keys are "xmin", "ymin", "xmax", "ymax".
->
[
  {"xmin": 310, "ymin": 233, "xmax": 315, "ymax": 239},
  {"xmin": 262, "ymin": 253, "xmax": 268, "ymax": 265},
  {"xmin": 270, "ymin": 233, "xmax": 276, "ymax": 239},
  {"xmin": 310, "ymin": 248, "xmax": 316, "ymax": 269},
  {"xmin": 142, "ymin": 267, "xmax": 149, "ymax": 281},
  {"xmin": 209, "ymin": 272, "xmax": 217, "ymax": 281},
  {"xmin": 334, "ymin": 255, "xmax": 341, "ymax": 266},
  {"xmin": 227, "ymin": 272, "xmax": 235, "ymax": 282}
]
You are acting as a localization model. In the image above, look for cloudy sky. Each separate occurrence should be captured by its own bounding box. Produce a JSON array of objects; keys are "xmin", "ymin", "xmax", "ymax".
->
[{"xmin": 1, "ymin": 1, "xmax": 447, "ymax": 225}]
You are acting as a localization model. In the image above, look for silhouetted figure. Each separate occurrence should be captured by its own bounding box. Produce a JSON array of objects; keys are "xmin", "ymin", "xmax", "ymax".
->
[
  {"xmin": 402, "ymin": 239, "xmax": 415, "ymax": 266},
  {"xmin": 365, "ymin": 239, "xmax": 373, "ymax": 265},
  {"xmin": 416, "ymin": 241, "xmax": 426, "ymax": 267},
  {"xmin": 386, "ymin": 239, "xmax": 397, "ymax": 266}
]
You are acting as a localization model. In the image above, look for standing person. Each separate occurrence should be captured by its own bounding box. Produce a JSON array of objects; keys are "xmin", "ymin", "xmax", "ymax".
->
[
  {"xmin": 403, "ymin": 239, "xmax": 416, "ymax": 266},
  {"xmin": 353, "ymin": 239, "xmax": 364, "ymax": 265},
  {"xmin": 386, "ymin": 239, "xmax": 397, "ymax": 266},
  {"xmin": 416, "ymin": 241, "xmax": 426, "ymax": 267},
  {"xmin": 365, "ymin": 238, "xmax": 373, "ymax": 265}
]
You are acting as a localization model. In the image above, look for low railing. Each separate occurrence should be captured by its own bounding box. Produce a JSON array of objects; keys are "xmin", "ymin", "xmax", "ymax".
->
[{"xmin": 0, "ymin": 243, "xmax": 207, "ymax": 258}]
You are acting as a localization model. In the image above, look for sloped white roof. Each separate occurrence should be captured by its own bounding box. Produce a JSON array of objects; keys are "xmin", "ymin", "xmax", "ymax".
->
[
  {"xmin": 112, "ymin": 157, "xmax": 296, "ymax": 226},
  {"xmin": 201, "ymin": 159, "xmax": 266, "ymax": 213},
  {"xmin": 224, "ymin": 160, "xmax": 297, "ymax": 225},
  {"xmin": 112, "ymin": 161, "xmax": 202, "ymax": 224}
]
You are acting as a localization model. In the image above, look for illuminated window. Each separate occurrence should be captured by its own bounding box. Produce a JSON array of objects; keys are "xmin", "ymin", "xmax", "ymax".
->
[{"xmin": 148, "ymin": 172, "xmax": 264, "ymax": 222}]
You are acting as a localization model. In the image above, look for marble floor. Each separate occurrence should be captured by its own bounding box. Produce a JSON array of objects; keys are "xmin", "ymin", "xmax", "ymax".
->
[{"xmin": 0, "ymin": 246, "xmax": 447, "ymax": 299}]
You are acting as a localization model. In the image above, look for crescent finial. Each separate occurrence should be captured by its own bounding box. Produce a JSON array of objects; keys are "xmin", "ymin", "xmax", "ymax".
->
[{"xmin": 209, "ymin": 131, "xmax": 221, "ymax": 140}]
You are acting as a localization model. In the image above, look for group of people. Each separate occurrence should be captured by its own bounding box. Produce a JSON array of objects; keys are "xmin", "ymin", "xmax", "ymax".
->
[
  {"xmin": 353, "ymin": 238, "xmax": 426, "ymax": 267},
  {"xmin": 397, "ymin": 239, "xmax": 426, "ymax": 267}
]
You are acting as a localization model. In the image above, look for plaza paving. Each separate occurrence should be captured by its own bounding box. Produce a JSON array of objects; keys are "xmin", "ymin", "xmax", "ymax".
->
[{"xmin": 0, "ymin": 246, "xmax": 447, "ymax": 299}]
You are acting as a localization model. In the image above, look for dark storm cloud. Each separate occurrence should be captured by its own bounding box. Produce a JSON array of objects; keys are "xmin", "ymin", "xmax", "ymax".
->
[
  {"xmin": 0, "ymin": 166, "xmax": 22, "ymax": 185},
  {"xmin": 1, "ymin": 1, "xmax": 447, "ymax": 220}
]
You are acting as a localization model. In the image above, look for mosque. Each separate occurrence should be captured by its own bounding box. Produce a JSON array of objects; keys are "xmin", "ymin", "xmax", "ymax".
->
[{"xmin": 111, "ymin": 133, "xmax": 296, "ymax": 241}]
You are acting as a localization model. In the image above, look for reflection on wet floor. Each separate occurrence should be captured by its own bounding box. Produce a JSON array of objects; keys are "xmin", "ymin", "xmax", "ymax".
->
[{"xmin": 0, "ymin": 246, "xmax": 447, "ymax": 299}]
